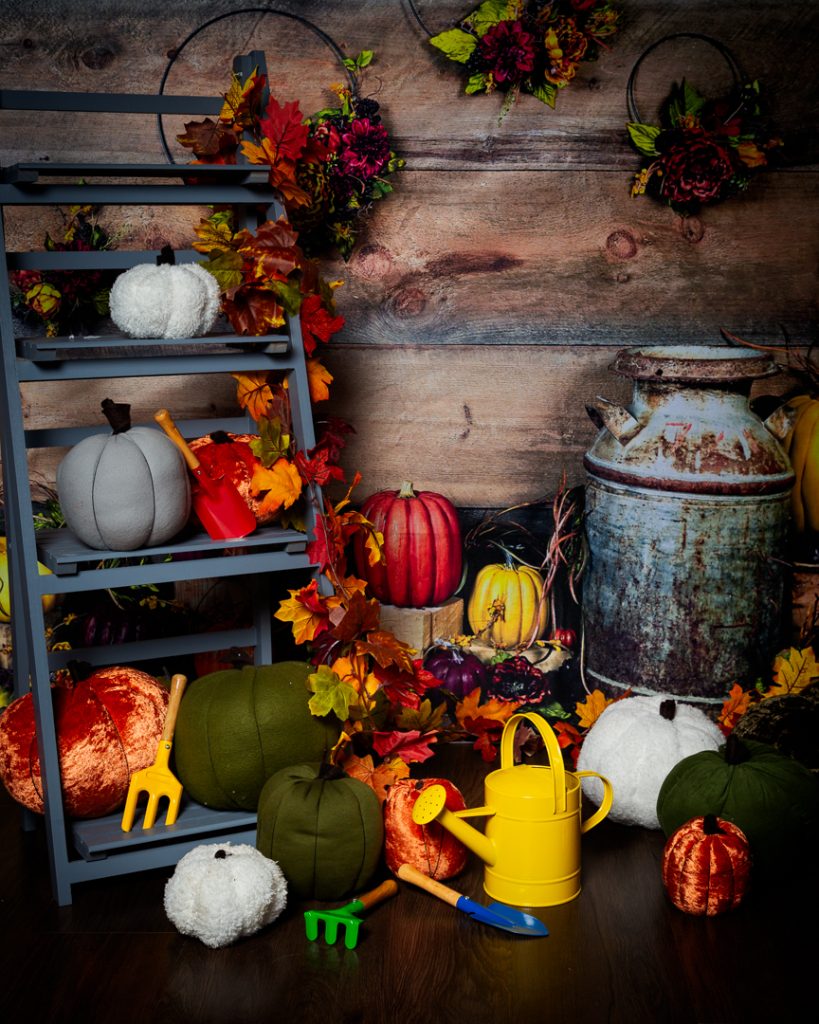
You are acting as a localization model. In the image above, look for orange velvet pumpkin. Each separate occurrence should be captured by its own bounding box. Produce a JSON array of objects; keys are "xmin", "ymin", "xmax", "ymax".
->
[
  {"xmin": 384, "ymin": 778, "xmax": 468, "ymax": 880},
  {"xmin": 0, "ymin": 666, "xmax": 168, "ymax": 819},
  {"xmin": 662, "ymin": 814, "xmax": 752, "ymax": 916}
]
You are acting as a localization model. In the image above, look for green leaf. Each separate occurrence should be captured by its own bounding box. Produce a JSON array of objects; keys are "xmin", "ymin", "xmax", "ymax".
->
[
  {"xmin": 307, "ymin": 665, "xmax": 358, "ymax": 720},
  {"xmin": 267, "ymin": 278, "xmax": 303, "ymax": 317},
  {"xmin": 249, "ymin": 416, "xmax": 290, "ymax": 466},
  {"xmin": 429, "ymin": 28, "xmax": 477, "ymax": 64},
  {"xmin": 93, "ymin": 288, "xmax": 110, "ymax": 315},
  {"xmin": 199, "ymin": 249, "xmax": 244, "ymax": 293},
  {"xmin": 531, "ymin": 81, "xmax": 558, "ymax": 108},
  {"xmin": 683, "ymin": 80, "xmax": 706, "ymax": 117},
  {"xmin": 342, "ymin": 57, "xmax": 356, "ymax": 71},
  {"xmin": 465, "ymin": 72, "xmax": 490, "ymax": 95},
  {"xmin": 626, "ymin": 121, "xmax": 661, "ymax": 156},
  {"xmin": 465, "ymin": 0, "xmax": 515, "ymax": 37},
  {"xmin": 356, "ymin": 49, "xmax": 374, "ymax": 68}
]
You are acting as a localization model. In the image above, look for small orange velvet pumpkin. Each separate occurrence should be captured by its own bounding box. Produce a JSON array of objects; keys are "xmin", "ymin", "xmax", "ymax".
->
[
  {"xmin": 384, "ymin": 778, "xmax": 468, "ymax": 880},
  {"xmin": 0, "ymin": 666, "xmax": 168, "ymax": 819},
  {"xmin": 662, "ymin": 813, "xmax": 752, "ymax": 916}
]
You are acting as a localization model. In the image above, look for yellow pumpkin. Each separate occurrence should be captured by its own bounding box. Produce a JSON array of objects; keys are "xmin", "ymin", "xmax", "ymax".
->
[
  {"xmin": 785, "ymin": 394, "xmax": 819, "ymax": 533},
  {"xmin": 0, "ymin": 538, "xmax": 56, "ymax": 623},
  {"xmin": 467, "ymin": 561, "xmax": 548, "ymax": 648}
]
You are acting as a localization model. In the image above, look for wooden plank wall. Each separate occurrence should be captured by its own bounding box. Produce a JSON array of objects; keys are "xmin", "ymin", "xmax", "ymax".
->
[{"xmin": 1, "ymin": 0, "xmax": 817, "ymax": 507}]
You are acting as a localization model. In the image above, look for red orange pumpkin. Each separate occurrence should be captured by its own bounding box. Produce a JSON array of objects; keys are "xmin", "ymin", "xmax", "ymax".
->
[
  {"xmin": 384, "ymin": 777, "xmax": 468, "ymax": 880},
  {"xmin": 662, "ymin": 814, "xmax": 752, "ymax": 916},
  {"xmin": 353, "ymin": 482, "xmax": 462, "ymax": 608},
  {"xmin": 0, "ymin": 666, "xmax": 168, "ymax": 818}
]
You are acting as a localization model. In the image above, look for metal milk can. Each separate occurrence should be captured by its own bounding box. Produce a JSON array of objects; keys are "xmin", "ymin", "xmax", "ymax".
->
[{"xmin": 582, "ymin": 346, "xmax": 793, "ymax": 705}]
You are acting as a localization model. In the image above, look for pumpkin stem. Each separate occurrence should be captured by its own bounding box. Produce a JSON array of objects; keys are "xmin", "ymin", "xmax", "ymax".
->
[
  {"xmin": 157, "ymin": 244, "xmax": 176, "ymax": 266},
  {"xmin": 398, "ymin": 481, "xmax": 416, "ymax": 499},
  {"xmin": 214, "ymin": 848, "xmax": 230, "ymax": 859},
  {"xmin": 724, "ymin": 733, "xmax": 752, "ymax": 765},
  {"xmin": 209, "ymin": 431, "xmax": 233, "ymax": 445},
  {"xmin": 318, "ymin": 761, "xmax": 347, "ymax": 782},
  {"xmin": 101, "ymin": 398, "xmax": 132, "ymax": 435},
  {"xmin": 660, "ymin": 699, "xmax": 676, "ymax": 721},
  {"xmin": 702, "ymin": 814, "xmax": 723, "ymax": 835}
]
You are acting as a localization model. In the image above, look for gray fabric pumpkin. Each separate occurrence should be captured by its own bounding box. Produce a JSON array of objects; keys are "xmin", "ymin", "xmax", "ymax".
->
[{"xmin": 57, "ymin": 399, "xmax": 191, "ymax": 550}]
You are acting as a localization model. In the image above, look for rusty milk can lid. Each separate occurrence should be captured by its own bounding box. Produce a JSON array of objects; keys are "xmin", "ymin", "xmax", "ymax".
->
[{"xmin": 612, "ymin": 345, "xmax": 777, "ymax": 384}]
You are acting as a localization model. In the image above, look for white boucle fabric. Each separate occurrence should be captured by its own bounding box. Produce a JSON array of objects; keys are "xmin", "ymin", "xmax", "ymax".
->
[
  {"xmin": 164, "ymin": 842, "xmax": 287, "ymax": 948},
  {"xmin": 576, "ymin": 695, "xmax": 723, "ymax": 829},
  {"xmin": 109, "ymin": 262, "xmax": 220, "ymax": 339}
]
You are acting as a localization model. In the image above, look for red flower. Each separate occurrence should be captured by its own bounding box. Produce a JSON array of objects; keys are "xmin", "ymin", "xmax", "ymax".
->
[
  {"xmin": 479, "ymin": 19, "xmax": 536, "ymax": 85},
  {"xmin": 339, "ymin": 118, "xmax": 391, "ymax": 179},
  {"xmin": 659, "ymin": 127, "xmax": 736, "ymax": 206}
]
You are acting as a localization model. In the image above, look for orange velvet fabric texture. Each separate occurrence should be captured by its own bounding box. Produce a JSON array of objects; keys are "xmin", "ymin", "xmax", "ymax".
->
[
  {"xmin": 662, "ymin": 815, "xmax": 751, "ymax": 915},
  {"xmin": 384, "ymin": 778, "xmax": 468, "ymax": 880},
  {"xmin": 0, "ymin": 666, "xmax": 168, "ymax": 818}
]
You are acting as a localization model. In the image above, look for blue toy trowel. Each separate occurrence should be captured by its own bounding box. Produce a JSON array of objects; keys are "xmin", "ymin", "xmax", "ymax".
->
[{"xmin": 396, "ymin": 863, "xmax": 549, "ymax": 937}]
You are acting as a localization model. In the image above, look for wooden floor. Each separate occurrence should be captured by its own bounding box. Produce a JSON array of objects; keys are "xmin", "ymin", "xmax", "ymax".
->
[{"xmin": 1, "ymin": 741, "xmax": 814, "ymax": 1024}]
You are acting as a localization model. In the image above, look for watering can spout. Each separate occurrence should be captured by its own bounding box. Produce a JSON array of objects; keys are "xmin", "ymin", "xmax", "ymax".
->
[
  {"xmin": 586, "ymin": 397, "xmax": 643, "ymax": 445},
  {"xmin": 412, "ymin": 785, "xmax": 497, "ymax": 867}
]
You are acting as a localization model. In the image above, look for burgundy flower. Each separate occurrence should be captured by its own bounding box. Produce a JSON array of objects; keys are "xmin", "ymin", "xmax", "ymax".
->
[
  {"xmin": 570, "ymin": 0, "xmax": 600, "ymax": 10},
  {"xmin": 479, "ymin": 19, "xmax": 537, "ymax": 85},
  {"xmin": 658, "ymin": 127, "xmax": 736, "ymax": 206},
  {"xmin": 339, "ymin": 118, "xmax": 390, "ymax": 179}
]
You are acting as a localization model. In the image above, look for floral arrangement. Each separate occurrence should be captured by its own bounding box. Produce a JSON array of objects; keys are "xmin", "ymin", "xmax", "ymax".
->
[
  {"xmin": 628, "ymin": 79, "xmax": 783, "ymax": 213},
  {"xmin": 177, "ymin": 56, "xmax": 403, "ymax": 260},
  {"xmin": 427, "ymin": 0, "xmax": 620, "ymax": 117},
  {"xmin": 9, "ymin": 204, "xmax": 117, "ymax": 337}
]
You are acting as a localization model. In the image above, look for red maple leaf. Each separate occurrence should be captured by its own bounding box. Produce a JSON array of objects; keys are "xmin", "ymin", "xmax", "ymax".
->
[
  {"xmin": 294, "ymin": 447, "xmax": 346, "ymax": 487},
  {"xmin": 259, "ymin": 96, "xmax": 310, "ymax": 163},
  {"xmin": 299, "ymin": 294, "xmax": 345, "ymax": 356},
  {"xmin": 371, "ymin": 729, "xmax": 438, "ymax": 764}
]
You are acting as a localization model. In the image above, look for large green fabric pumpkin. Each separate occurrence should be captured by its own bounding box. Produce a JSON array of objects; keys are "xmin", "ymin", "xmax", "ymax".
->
[
  {"xmin": 656, "ymin": 734, "xmax": 819, "ymax": 876},
  {"xmin": 256, "ymin": 762, "xmax": 384, "ymax": 900},
  {"xmin": 173, "ymin": 662, "xmax": 340, "ymax": 811}
]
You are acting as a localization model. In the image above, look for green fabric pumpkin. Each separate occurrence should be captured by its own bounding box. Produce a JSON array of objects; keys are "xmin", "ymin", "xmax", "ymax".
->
[
  {"xmin": 656, "ymin": 734, "xmax": 819, "ymax": 877},
  {"xmin": 173, "ymin": 662, "xmax": 340, "ymax": 811},
  {"xmin": 256, "ymin": 762, "xmax": 384, "ymax": 900}
]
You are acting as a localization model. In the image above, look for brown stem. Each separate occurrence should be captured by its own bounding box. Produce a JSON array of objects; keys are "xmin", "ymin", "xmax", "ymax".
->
[{"xmin": 101, "ymin": 398, "xmax": 132, "ymax": 435}]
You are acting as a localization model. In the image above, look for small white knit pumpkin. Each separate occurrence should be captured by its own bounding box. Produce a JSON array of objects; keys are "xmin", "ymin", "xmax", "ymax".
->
[
  {"xmin": 577, "ymin": 695, "xmax": 723, "ymax": 829},
  {"xmin": 164, "ymin": 842, "xmax": 287, "ymax": 948},
  {"xmin": 109, "ymin": 262, "xmax": 220, "ymax": 339}
]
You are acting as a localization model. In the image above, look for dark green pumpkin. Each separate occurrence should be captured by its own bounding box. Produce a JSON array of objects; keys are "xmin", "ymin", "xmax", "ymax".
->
[
  {"xmin": 256, "ymin": 762, "xmax": 384, "ymax": 900},
  {"xmin": 657, "ymin": 735, "xmax": 819, "ymax": 877},
  {"xmin": 173, "ymin": 662, "xmax": 340, "ymax": 811}
]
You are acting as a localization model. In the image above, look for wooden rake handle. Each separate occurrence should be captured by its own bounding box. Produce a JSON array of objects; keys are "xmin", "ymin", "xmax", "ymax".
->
[
  {"xmin": 163, "ymin": 673, "xmax": 187, "ymax": 743},
  {"xmin": 355, "ymin": 879, "xmax": 398, "ymax": 912}
]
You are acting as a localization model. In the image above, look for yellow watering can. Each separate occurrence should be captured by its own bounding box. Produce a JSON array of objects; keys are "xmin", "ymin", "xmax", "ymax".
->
[{"xmin": 412, "ymin": 712, "xmax": 614, "ymax": 907}]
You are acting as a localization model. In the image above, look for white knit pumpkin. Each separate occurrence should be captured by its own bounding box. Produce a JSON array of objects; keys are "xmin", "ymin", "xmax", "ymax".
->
[
  {"xmin": 164, "ymin": 843, "xmax": 287, "ymax": 948},
  {"xmin": 109, "ymin": 262, "xmax": 220, "ymax": 339},
  {"xmin": 576, "ymin": 695, "xmax": 723, "ymax": 829}
]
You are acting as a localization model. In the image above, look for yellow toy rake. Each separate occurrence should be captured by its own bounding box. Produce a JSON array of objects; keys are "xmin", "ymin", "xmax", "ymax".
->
[{"xmin": 121, "ymin": 673, "xmax": 187, "ymax": 832}]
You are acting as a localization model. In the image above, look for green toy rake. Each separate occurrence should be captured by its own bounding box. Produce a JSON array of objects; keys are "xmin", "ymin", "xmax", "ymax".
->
[{"xmin": 304, "ymin": 880, "xmax": 398, "ymax": 950}]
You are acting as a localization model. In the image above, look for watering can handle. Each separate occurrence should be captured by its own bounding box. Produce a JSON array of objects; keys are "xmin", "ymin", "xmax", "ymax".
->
[
  {"xmin": 500, "ymin": 712, "xmax": 567, "ymax": 814},
  {"xmin": 574, "ymin": 771, "xmax": 614, "ymax": 833}
]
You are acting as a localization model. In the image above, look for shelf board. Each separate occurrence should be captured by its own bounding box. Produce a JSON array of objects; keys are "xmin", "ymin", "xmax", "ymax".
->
[
  {"xmin": 17, "ymin": 332, "xmax": 290, "ymax": 363},
  {"xmin": 72, "ymin": 800, "xmax": 257, "ymax": 861},
  {"xmin": 35, "ymin": 524, "xmax": 312, "ymax": 584}
]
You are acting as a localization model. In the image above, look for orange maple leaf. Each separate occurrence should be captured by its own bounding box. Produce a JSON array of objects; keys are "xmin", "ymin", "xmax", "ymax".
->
[
  {"xmin": 306, "ymin": 357, "xmax": 333, "ymax": 403},
  {"xmin": 717, "ymin": 682, "xmax": 755, "ymax": 736},
  {"xmin": 250, "ymin": 457, "xmax": 303, "ymax": 515},
  {"xmin": 342, "ymin": 753, "xmax": 409, "ymax": 804},
  {"xmin": 575, "ymin": 689, "xmax": 616, "ymax": 730},
  {"xmin": 232, "ymin": 372, "xmax": 275, "ymax": 421},
  {"xmin": 455, "ymin": 687, "xmax": 520, "ymax": 727},
  {"xmin": 274, "ymin": 579, "xmax": 339, "ymax": 645}
]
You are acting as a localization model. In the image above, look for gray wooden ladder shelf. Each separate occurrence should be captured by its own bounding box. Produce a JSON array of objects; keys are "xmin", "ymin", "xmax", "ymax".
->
[{"xmin": 0, "ymin": 53, "xmax": 321, "ymax": 904}]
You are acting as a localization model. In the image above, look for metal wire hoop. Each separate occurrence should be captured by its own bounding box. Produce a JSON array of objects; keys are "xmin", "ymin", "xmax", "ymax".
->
[
  {"xmin": 157, "ymin": 6, "xmax": 357, "ymax": 164},
  {"xmin": 626, "ymin": 33, "xmax": 745, "ymax": 125}
]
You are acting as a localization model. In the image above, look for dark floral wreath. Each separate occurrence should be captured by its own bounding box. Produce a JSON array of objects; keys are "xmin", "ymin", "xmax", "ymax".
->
[
  {"xmin": 412, "ymin": 0, "xmax": 620, "ymax": 118},
  {"xmin": 176, "ymin": 53, "xmax": 403, "ymax": 260},
  {"xmin": 627, "ymin": 35, "xmax": 783, "ymax": 214}
]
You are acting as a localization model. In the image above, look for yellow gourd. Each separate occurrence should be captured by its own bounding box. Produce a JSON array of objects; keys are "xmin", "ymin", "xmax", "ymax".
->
[
  {"xmin": 467, "ymin": 561, "xmax": 548, "ymax": 648},
  {"xmin": 0, "ymin": 538, "xmax": 56, "ymax": 623},
  {"xmin": 785, "ymin": 394, "xmax": 819, "ymax": 533}
]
